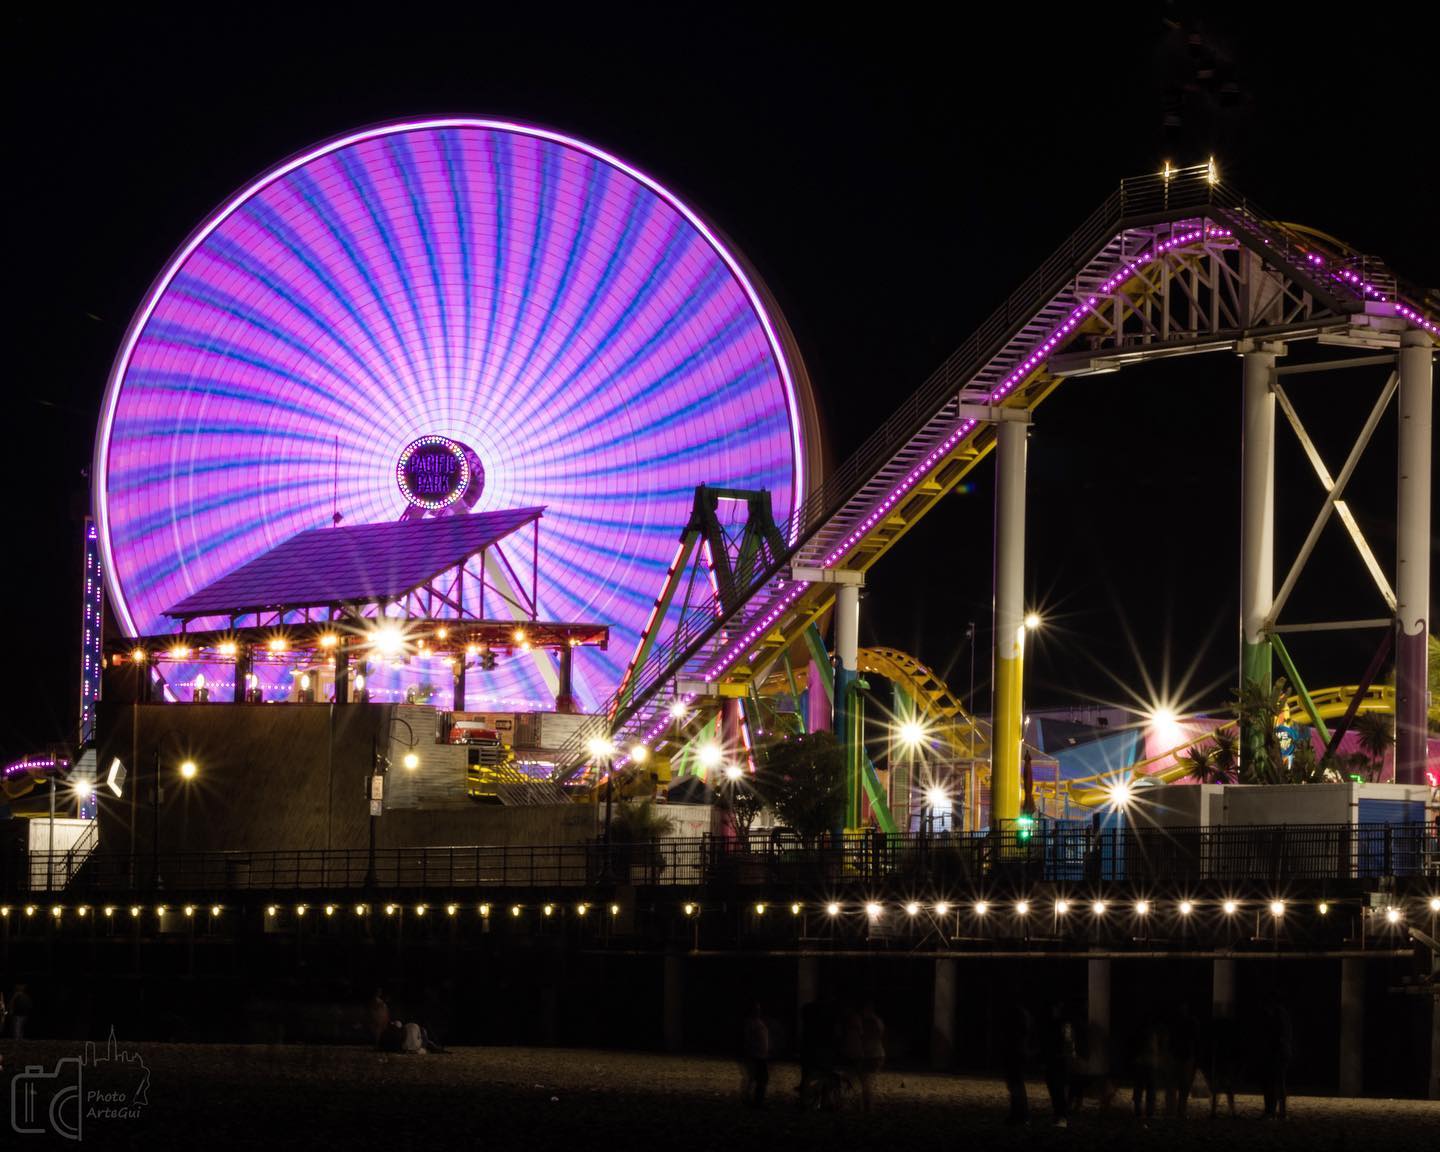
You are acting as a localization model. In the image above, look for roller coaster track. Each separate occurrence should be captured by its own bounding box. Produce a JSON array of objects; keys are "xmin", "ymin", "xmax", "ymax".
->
[
  {"xmin": 764, "ymin": 645, "xmax": 991, "ymax": 761},
  {"xmin": 552, "ymin": 165, "xmax": 1437, "ymax": 780}
]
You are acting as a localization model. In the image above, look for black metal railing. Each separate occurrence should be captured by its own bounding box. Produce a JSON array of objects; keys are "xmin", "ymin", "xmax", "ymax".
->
[{"xmin": 15, "ymin": 822, "xmax": 1435, "ymax": 896}]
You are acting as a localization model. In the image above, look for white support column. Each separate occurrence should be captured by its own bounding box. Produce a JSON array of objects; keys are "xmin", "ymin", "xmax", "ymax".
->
[
  {"xmin": 1396, "ymin": 329, "xmax": 1433, "ymax": 785},
  {"xmin": 834, "ymin": 584, "xmax": 859, "ymax": 673},
  {"xmin": 932, "ymin": 958, "xmax": 956, "ymax": 1069},
  {"xmin": 834, "ymin": 582, "xmax": 861, "ymax": 829},
  {"xmin": 1239, "ymin": 341, "xmax": 1282, "ymax": 689},
  {"xmin": 1087, "ymin": 957, "xmax": 1112, "ymax": 1079},
  {"xmin": 991, "ymin": 420, "xmax": 1027, "ymax": 826}
]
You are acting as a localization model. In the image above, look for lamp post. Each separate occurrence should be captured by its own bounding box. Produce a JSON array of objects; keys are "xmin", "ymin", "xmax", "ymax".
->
[
  {"xmin": 1021, "ymin": 613, "xmax": 1041, "ymax": 829},
  {"xmin": 897, "ymin": 719, "xmax": 926, "ymax": 836},
  {"xmin": 589, "ymin": 736, "xmax": 617, "ymax": 878},
  {"xmin": 965, "ymin": 622, "xmax": 977, "ymax": 832},
  {"xmin": 151, "ymin": 731, "xmax": 198, "ymax": 890},
  {"xmin": 366, "ymin": 715, "xmax": 417, "ymax": 889}
]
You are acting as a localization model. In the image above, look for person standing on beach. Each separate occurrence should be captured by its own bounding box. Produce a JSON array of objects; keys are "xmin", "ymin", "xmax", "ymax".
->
[
  {"xmin": 742, "ymin": 1002, "xmax": 771, "ymax": 1108},
  {"xmin": 1000, "ymin": 1001, "xmax": 1033, "ymax": 1125},
  {"xmin": 857, "ymin": 1001, "xmax": 885, "ymax": 1113}
]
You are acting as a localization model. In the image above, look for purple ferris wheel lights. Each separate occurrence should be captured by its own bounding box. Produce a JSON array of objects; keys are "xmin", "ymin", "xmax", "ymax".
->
[{"xmin": 94, "ymin": 119, "xmax": 814, "ymax": 710}]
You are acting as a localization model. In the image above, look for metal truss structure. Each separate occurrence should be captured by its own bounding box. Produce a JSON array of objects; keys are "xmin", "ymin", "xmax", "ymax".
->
[
  {"xmin": 116, "ymin": 510, "xmax": 607, "ymax": 708},
  {"xmin": 553, "ymin": 164, "xmax": 1435, "ymax": 791}
]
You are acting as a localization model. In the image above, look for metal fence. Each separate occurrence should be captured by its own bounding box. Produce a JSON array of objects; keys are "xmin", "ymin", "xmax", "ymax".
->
[{"xmin": 8, "ymin": 822, "xmax": 1435, "ymax": 896}]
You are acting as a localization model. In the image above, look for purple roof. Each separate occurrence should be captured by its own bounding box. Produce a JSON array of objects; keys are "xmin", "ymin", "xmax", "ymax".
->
[{"xmin": 165, "ymin": 507, "xmax": 543, "ymax": 618}]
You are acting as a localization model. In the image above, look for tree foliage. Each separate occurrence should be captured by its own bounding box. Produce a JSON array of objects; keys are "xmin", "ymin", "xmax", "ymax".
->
[
  {"xmin": 1353, "ymin": 712, "xmax": 1395, "ymax": 779},
  {"xmin": 1233, "ymin": 676, "xmax": 1290, "ymax": 785},
  {"xmin": 753, "ymin": 731, "xmax": 846, "ymax": 847},
  {"xmin": 607, "ymin": 797, "xmax": 674, "ymax": 843}
]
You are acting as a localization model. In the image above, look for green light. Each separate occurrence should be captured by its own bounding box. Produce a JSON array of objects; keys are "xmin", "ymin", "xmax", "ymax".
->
[{"xmin": 1015, "ymin": 814, "xmax": 1035, "ymax": 843}]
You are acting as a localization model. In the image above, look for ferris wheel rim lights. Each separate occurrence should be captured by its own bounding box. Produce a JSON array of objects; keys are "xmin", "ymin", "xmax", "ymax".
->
[{"xmin": 93, "ymin": 116, "xmax": 809, "ymax": 641}]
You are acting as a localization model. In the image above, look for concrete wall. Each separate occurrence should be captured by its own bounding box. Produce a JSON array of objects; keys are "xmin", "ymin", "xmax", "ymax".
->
[
  {"xmin": 95, "ymin": 702, "xmax": 604, "ymax": 855},
  {"xmin": 1128, "ymin": 783, "xmax": 1222, "ymax": 827},
  {"xmin": 1222, "ymin": 782, "xmax": 1434, "ymax": 826},
  {"xmin": 378, "ymin": 803, "xmax": 594, "ymax": 848},
  {"xmin": 1222, "ymin": 783, "xmax": 1353, "ymax": 825},
  {"xmin": 98, "ymin": 701, "xmax": 385, "ymax": 854}
]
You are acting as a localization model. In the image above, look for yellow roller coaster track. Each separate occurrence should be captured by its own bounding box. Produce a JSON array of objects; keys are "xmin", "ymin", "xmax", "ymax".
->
[{"xmin": 771, "ymin": 647, "xmax": 1434, "ymax": 810}]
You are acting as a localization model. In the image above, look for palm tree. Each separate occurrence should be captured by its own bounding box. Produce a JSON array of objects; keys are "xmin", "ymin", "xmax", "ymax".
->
[
  {"xmin": 1209, "ymin": 727, "xmax": 1240, "ymax": 782},
  {"xmin": 1285, "ymin": 737, "xmax": 1323, "ymax": 784},
  {"xmin": 1353, "ymin": 712, "xmax": 1395, "ymax": 782},
  {"xmin": 1179, "ymin": 742, "xmax": 1217, "ymax": 783},
  {"xmin": 1233, "ymin": 677, "xmax": 1290, "ymax": 785}
]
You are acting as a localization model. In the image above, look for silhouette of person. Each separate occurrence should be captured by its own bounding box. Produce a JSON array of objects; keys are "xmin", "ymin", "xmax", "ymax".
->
[
  {"xmin": 858, "ymin": 1001, "xmax": 885, "ymax": 1113},
  {"xmin": 1000, "ymin": 1001, "xmax": 1033, "ymax": 1125},
  {"xmin": 9, "ymin": 984, "xmax": 32, "ymax": 1040},
  {"xmin": 1170, "ymin": 1002, "xmax": 1199, "ymax": 1117},
  {"xmin": 1261, "ymin": 998, "xmax": 1292, "ymax": 1119},
  {"xmin": 1209, "ymin": 1012, "xmax": 1238, "ymax": 1118},
  {"xmin": 1043, "ymin": 1001, "xmax": 1076, "ymax": 1127},
  {"xmin": 742, "ymin": 1002, "xmax": 770, "ymax": 1108},
  {"xmin": 1131, "ymin": 1013, "xmax": 1161, "ymax": 1124}
]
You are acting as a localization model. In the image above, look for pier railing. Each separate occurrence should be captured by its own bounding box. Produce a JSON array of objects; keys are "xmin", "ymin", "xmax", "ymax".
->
[{"xmin": 8, "ymin": 821, "xmax": 1435, "ymax": 896}]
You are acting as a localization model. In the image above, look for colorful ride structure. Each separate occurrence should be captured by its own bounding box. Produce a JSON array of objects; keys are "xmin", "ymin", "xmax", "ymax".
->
[
  {"xmin": 83, "ymin": 128, "xmax": 1434, "ymax": 833},
  {"xmin": 92, "ymin": 118, "xmax": 821, "ymax": 714},
  {"xmin": 558, "ymin": 163, "xmax": 1435, "ymax": 829}
]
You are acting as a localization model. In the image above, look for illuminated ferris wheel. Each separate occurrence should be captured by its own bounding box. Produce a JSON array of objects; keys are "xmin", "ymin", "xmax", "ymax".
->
[{"xmin": 95, "ymin": 119, "xmax": 819, "ymax": 709}]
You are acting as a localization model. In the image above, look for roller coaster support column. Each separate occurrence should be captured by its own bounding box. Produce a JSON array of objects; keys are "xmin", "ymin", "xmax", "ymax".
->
[
  {"xmin": 991, "ymin": 418, "xmax": 1028, "ymax": 828},
  {"xmin": 1240, "ymin": 341, "xmax": 1283, "ymax": 691},
  {"xmin": 795, "ymin": 568, "xmax": 865, "ymax": 829},
  {"xmin": 835, "ymin": 580, "xmax": 862, "ymax": 830},
  {"xmin": 1396, "ymin": 328, "xmax": 1432, "ymax": 785}
]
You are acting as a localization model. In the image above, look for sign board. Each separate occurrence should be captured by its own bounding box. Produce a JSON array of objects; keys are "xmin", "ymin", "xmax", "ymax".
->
[
  {"xmin": 369, "ymin": 799, "xmax": 383, "ymax": 817},
  {"xmin": 369, "ymin": 775, "xmax": 384, "ymax": 801},
  {"xmin": 396, "ymin": 435, "xmax": 475, "ymax": 510}
]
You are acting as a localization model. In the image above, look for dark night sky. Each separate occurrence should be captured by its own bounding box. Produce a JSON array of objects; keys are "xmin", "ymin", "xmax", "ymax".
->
[{"xmin": 6, "ymin": 5, "xmax": 1437, "ymax": 761}]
